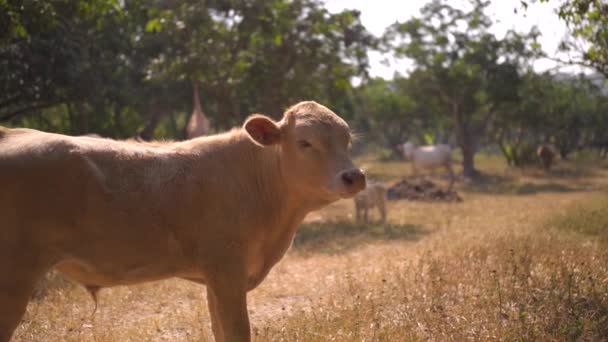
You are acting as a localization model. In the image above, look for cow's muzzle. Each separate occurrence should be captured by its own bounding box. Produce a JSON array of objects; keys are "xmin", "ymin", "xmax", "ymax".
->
[{"xmin": 340, "ymin": 168, "xmax": 366, "ymax": 195}]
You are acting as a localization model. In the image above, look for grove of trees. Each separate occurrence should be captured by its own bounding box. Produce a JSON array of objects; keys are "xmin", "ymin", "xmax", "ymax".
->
[
  {"xmin": 1, "ymin": 0, "xmax": 374, "ymax": 138},
  {"xmin": 2, "ymin": 0, "xmax": 608, "ymax": 178}
]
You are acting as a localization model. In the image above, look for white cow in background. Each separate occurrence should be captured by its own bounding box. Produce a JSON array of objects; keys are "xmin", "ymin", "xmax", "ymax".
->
[{"xmin": 398, "ymin": 142, "xmax": 455, "ymax": 189}]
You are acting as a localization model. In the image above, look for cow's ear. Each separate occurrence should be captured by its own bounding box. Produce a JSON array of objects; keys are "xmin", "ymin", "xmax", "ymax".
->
[{"xmin": 244, "ymin": 114, "xmax": 282, "ymax": 146}]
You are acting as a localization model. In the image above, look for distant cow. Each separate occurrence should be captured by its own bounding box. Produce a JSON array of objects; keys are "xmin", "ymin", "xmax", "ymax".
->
[
  {"xmin": 354, "ymin": 183, "xmax": 387, "ymax": 223},
  {"xmin": 398, "ymin": 142, "xmax": 455, "ymax": 188},
  {"xmin": 0, "ymin": 101, "xmax": 365, "ymax": 342},
  {"xmin": 537, "ymin": 144, "xmax": 556, "ymax": 170}
]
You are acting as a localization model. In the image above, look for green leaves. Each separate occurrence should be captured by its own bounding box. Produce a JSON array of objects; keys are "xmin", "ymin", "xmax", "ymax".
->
[
  {"xmin": 530, "ymin": 41, "xmax": 541, "ymax": 51},
  {"xmin": 1, "ymin": 0, "xmax": 376, "ymax": 137},
  {"xmin": 381, "ymin": 0, "xmax": 545, "ymax": 176},
  {"xmin": 145, "ymin": 18, "xmax": 162, "ymax": 33},
  {"xmin": 273, "ymin": 33, "xmax": 283, "ymax": 46},
  {"xmin": 536, "ymin": 0, "xmax": 608, "ymax": 77}
]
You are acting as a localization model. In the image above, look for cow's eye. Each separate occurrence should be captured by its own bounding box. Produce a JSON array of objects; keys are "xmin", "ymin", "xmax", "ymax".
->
[{"xmin": 297, "ymin": 140, "xmax": 312, "ymax": 149}]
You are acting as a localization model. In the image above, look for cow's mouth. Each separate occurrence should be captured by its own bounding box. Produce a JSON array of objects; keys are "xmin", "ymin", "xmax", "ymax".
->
[{"xmin": 338, "ymin": 188, "xmax": 363, "ymax": 199}]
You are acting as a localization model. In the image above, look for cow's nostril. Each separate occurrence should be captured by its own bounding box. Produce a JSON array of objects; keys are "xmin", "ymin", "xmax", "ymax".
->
[
  {"xmin": 342, "ymin": 169, "xmax": 365, "ymax": 189},
  {"xmin": 342, "ymin": 172, "xmax": 354, "ymax": 185}
]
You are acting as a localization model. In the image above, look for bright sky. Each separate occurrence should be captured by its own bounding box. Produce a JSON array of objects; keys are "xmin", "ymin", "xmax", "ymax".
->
[{"xmin": 325, "ymin": 0, "xmax": 587, "ymax": 79}]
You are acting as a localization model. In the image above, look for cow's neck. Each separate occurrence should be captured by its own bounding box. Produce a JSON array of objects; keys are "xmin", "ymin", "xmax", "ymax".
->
[
  {"xmin": 183, "ymin": 130, "xmax": 315, "ymax": 233},
  {"xmin": 234, "ymin": 132, "xmax": 313, "ymax": 228},
  {"xmin": 201, "ymin": 131, "xmax": 315, "ymax": 264},
  {"xmin": 173, "ymin": 130, "xmax": 330, "ymax": 284},
  {"xmin": 233, "ymin": 139, "xmax": 315, "ymax": 285}
]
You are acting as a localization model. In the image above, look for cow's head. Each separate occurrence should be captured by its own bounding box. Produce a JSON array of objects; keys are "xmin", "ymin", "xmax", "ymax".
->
[{"xmin": 244, "ymin": 101, "xmax": 365, "ymax": 204}]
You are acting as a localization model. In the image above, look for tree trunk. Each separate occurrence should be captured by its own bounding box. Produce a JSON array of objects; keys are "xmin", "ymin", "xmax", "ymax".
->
[
  {"xmin": 112, "ymin": 104, "xmax": 124, "ymax": 138},
  {"xmin": 461, "ymin": 136, "xmax": 478, "ymax": 179},
  {"xmin": 76, "ymin": 102, "xmax": 88, "ymax": 134},
  {"xmin": 217, "ymin": 97, "xmax": 232, "ymax": 131},
  {"xmin": 138, "ymin": 103, "xmax": 165, "ymax": 141},
  {"xmin": 210, "ymin": 85, "xmax": 233, "ymax": 131},
  {"xmin": 496, "ymin": 141, "xmax": 513, "ymax": 166},
  {"xmin": 452, "ymin": 103, "xmax": 479, "ymax": 180}
]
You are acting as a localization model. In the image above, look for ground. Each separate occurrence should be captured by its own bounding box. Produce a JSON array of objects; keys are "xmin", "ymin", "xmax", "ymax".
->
[{"xmin": 12, "ymin": 154, "xmax": 608, "ymax": 341}]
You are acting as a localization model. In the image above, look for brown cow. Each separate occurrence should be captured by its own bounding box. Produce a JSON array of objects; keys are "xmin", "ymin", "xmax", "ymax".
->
[
  {"xmin": 537, "ymin": 143, "xmax": 556, "ymax": 170},
  {"xmin": 0, "ymin": 101, "xmax": 365, "ymax": 342}
]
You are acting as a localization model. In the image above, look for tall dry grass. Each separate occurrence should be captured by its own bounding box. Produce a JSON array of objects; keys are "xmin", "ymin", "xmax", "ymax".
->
[{"xmin": 260, "ymin": 223, "xmax": 608, "ymax": 341}]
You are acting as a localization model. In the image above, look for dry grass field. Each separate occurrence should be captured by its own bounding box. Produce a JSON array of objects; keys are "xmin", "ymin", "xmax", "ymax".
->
[{"xmin": 12, "ymin": 154, "xmax": 608, "ymax": 341}]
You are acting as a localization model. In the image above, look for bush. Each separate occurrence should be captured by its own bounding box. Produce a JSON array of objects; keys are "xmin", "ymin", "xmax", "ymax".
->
[{"xmin": 501, "ymin": 141, "xmax": 539, "ymax": 168}]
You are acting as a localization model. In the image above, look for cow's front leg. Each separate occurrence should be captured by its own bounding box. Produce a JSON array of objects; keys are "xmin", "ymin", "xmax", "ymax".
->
[
  {"xmin": 206, "ymin": 275, "xmax": 250, "ymax": 342},
  {"xmin": 206, "ymin": 286, "xmax": 225, "ymax": 341},
  {"xmin": 378, "ymin": 201, "xmax": 387, "ymax": 224}
]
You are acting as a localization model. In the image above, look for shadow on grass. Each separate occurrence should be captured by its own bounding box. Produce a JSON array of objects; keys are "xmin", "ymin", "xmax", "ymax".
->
[
  {"xmin": 463, "ymin": 172, "xmax": 581, "ymax": 195},
  {"xmin": 512, "ymin": 182, "xmax": 576, "ymax": 194},
  {"xmin": 462, "ymin": 172, "xmax": 517, "ymax": 194},
  {"xmin": 467, "ymin": 181, "xmax": 578, "ymax": 195},
  {"xmin": 525, "ymin": 163, "xmax": 600, "ymax": 179},
  {"xmin": 293, "ymin": 220, "xmax": 429, "ymax": 255}
]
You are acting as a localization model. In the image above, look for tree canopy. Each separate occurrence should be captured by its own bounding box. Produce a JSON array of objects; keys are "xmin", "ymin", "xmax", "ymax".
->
[
  {"xmin": 1, "ymin": 0, "xmax": 375, "ymax": 138},
  {"xmin": 524, "ymin": 0, "xmax": 608, "ymax": 77},
  {"xmin": 2, "ymin": 0, "xmax": 607, "ymax": 173},
  {"xmin": 382, "ymin": 0, "xmax": 543, "ymax": 177}
]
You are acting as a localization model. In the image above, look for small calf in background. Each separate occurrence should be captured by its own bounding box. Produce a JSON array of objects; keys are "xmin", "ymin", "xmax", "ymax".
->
[{"xmin": 354, "ymin": 183, "xmax": 387, "ymax": 223}]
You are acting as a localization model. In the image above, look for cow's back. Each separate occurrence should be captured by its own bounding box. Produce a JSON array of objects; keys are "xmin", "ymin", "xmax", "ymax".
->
[
  {"xmin": 414, "ymin": 144, "xmax": 452, "ymax": 168},
  {"xmin": 0, "ymin": 128, "xmax": 202, "ymax": 285},
  {"xmin": 0, "ymin": 129, "xmax": 96, "ymax": 257},
  {"xmin": 0, "ymin": 127, "xmax": 84, "ymax": 187}
]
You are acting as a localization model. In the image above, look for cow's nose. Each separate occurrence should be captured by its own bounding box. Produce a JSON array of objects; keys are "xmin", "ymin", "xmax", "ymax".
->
[{"xmin": 341, "ymin": 169, "xmax": 366, "ymax": 191}]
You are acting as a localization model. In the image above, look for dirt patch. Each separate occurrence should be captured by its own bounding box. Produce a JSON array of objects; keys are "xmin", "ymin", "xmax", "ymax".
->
[{"xmin": 386, "ymin": 179, "xmax": 462, "ymax": 202}]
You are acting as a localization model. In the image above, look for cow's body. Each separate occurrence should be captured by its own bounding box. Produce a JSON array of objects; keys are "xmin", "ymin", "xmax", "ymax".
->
[
  {"xmin": 537, "ymin": 144, "xmax": 556, "ymax": 170},
  {"xmin": 354, "ymin": 183, "xmax": 387, "ymax": 223},
  {"xmin": 0, "ymin": 101, "xmax": 365, "ymax": 342},
  {"xmin": 399, "ymin": 142, "xmax": 455, "ymax": 189}
]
